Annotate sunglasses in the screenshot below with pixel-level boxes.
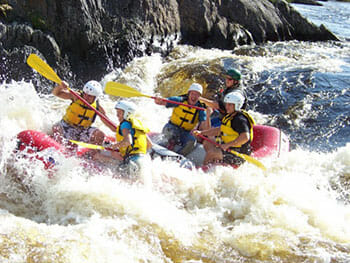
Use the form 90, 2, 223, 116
226, 77, 233, 81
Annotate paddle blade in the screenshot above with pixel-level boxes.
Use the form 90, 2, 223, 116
229, 150, 267, 171
27, 54, 62, 84
105, 82, 151, 98
69, 140, 105, 150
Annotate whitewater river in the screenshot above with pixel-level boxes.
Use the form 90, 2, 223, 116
0, 1, 349, 262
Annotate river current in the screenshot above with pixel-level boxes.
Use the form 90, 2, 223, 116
0, 1, 349, 262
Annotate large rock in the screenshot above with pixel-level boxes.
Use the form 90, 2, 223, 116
0, 0, 339, 84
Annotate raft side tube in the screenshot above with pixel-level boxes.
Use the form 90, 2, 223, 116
251, 125, 288, 159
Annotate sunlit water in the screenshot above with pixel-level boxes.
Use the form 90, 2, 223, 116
0, 2, 350, 262
292, 1, 350, 40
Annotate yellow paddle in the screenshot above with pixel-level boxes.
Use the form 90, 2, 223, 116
26, 54, 117, 129
27, 54, 62, 84
196, 133, 267, 171
27, 54, 190, 161
105, 81, 206, 111
69, 140, 112, 150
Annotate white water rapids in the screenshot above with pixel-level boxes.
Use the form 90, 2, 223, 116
0, 40, 350, 262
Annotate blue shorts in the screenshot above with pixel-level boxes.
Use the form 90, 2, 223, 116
124, 154, 144, 164
162, 122, 196, 146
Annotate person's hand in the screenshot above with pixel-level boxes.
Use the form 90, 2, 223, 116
52, 80, 71, 97
110, 143, 119, 150
192, 130, 201, 136
154, 97, 167, 105
102, 141, 120, 151
206, 106, 213, 116
220, 143, 231, 151
60, 81, 69, 90
154, 97, 163, 105
102, 141, 112, 148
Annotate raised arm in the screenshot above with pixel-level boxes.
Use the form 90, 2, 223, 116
97, 105, 116, 132
193, 126, 220, 137
199, 97, 219, 110
52, 81, 75, 100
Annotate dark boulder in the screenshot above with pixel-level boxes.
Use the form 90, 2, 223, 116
0, 0, 339, 84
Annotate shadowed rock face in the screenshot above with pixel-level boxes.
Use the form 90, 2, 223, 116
0, 0, 339, 83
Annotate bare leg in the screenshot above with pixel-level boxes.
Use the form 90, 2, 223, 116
203, 140, 212, 152
203, 143, 223, 165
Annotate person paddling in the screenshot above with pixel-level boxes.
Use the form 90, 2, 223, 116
51, 80, 108, 146
154, 83, 210, 156
93, 100, 152, 170
193, 91, 255, 166
200, 67, 248, 126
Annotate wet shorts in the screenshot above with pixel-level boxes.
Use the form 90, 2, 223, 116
58, 120, 97, 142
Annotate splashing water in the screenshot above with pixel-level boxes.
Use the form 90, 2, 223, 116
1, 7, 350, 262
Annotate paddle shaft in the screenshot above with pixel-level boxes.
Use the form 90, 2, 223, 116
67, 88, 117, 130
69, 140, 117, 151
151, 96, 206, 111
104, 82, 206, 111
197, 133, 232, 150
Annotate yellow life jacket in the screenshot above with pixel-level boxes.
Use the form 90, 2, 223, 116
116, 117, 150, 157
220, 110, 255, 146
169, 99, 205, 131
63, 98, 98, 128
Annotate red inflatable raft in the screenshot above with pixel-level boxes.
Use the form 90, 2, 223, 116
251, 125, 289, 159
15, 124, 289, 171
15, 130, 94, 169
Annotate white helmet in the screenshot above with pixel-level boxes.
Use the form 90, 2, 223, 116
187, 83, 203, 95
224, 91, 244, 111
83, 80, 102, 97
115, 100, 136, 119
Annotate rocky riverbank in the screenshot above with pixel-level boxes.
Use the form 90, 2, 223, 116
0, 0, 339, 85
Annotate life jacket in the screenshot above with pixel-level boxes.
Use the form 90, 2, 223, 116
169, 95, 206, 131
116, 117, 150, 157
220, 110, 255, 146
63, 97, 98, 128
